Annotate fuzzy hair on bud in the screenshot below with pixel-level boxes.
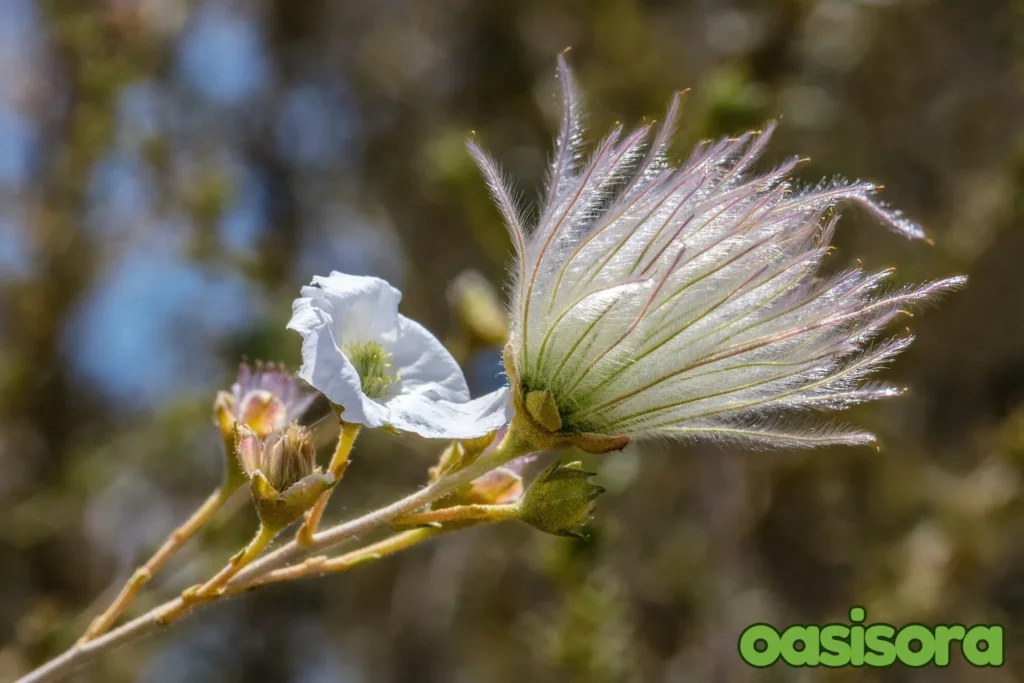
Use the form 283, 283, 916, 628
234, 424, 334, 529
519, 460, 605, 537
471, 56, 965, 449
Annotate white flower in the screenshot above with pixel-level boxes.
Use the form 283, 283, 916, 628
469, 56, 965, 448
288, 271, 510, 439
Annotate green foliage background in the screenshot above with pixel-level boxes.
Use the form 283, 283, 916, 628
0, 0, 1022, 681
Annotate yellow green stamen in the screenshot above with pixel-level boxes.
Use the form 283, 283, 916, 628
345, 342, 399, 398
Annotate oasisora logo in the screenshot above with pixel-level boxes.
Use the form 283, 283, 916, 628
738, 607, 1003, 668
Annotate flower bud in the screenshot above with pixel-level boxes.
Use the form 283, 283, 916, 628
447, 270, 508, 348
519, 461, 605, 538
234, 423, 335, 529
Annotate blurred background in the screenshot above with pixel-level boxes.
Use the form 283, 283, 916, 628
0, 0, 1021, 681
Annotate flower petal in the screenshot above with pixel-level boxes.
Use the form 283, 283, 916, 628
389, 315, 471, 403
289, 302, 391, 428
305, 271, 402, 342
289, 271, 513, 438
387, 386, 512, 439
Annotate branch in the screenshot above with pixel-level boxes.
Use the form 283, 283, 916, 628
16, 422, 536, 683
79, 484, 237, 641
392, 503, 520, 527
238, 528, 440, 589
226, 423, 533, 587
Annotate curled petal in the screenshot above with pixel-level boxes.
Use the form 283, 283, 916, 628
289, 271, 511, 438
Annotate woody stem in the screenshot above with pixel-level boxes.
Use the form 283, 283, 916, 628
393, 503, 521, 527
79, 483, 238, 642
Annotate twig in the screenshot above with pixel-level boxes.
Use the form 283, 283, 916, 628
16, 425, 534, 683
226, 425, 531, 588
393, 503, 520, 527
79, 484, 237, 642
240, 527, 440, 588
197, 523, 277, 595
155, 522, 278, 624
296, 422, 360, 544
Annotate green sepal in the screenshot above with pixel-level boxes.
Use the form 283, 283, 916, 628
525, 390, 563, 433
250, 471, 336, 529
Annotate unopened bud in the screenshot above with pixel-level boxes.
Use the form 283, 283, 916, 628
447, 270, 508, 348
519, 461, 604, 538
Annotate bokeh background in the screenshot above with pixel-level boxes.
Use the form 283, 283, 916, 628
0, 0, 1022, 681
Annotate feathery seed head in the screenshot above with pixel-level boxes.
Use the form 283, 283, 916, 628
263, 423, 318, 493
472, 56, 965, 449
234, 423, 335, 529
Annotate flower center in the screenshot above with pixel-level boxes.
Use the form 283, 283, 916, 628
345, 341, 399, 398
238, 390, 287, 439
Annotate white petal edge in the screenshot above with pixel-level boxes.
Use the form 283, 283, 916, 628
288, 271, 512, 438
387, 386, 513, 439
389, 315, 471, 403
